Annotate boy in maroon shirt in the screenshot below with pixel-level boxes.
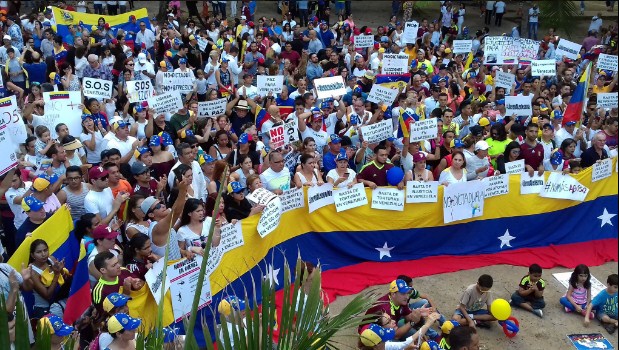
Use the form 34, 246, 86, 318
519, 123, 545, 176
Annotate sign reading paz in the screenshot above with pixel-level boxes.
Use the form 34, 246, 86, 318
505, 96, 532, 116
410, 118, 438, 142
354, 34, 374, 48
360, 119, 394, 144
333, 183, 368, 212
198, 98, 227, 118
82, 77, 113, 99
406, 181, 438, 203
367, 85, 399, 105
443, 180, 487, 224
314, 76, 347, 99
257, 75, 284, 96
147, 92, 183, 115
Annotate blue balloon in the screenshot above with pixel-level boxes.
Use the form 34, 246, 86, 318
387, 167, 404, 186
504, 320, 519, 333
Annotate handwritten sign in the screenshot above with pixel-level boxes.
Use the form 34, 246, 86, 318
402, 21, 419, 44
162, 71, 194, 93
268, 124, 287, 149
280, 187, 305, 213
333, 183, 368, 212
591, 158, 613, 182
484, 174, 509, 198
144, 259, 171, 305
598, 54, 618, 72
520, 173, 545, 194
484, 37, 539, 65
198, 98, 227, 118
257, 75, 284, 96
0, 95, 27, 146
354, 34, 374, 48
505, 159, 525, 174
219, 221, 244, 253
82, 77, 113, 99
246, 187, 278, 206
495, 71, 515, 94
284, 118, 299, 143
406, 181, 438, 203
381, 54, 409, 75
147, 92, 184, 115
126, 79, 154, 103
307, 184, 334, 213
443, 180, 487, 224
531, 60, 556, 76
410, 117, 438, 142
360, 119, 394, 144
371, 188, 405, 211
168, 257, 212, 322
367, 84, 399, 105
196, 36, 208, 52
539, 173, 589, 201
0, 124, 18, 175
257, 197, 282, 237
313, 76, 347, 99
597, 93, 618, 108
42, 91, 83, 139
453, 40, 473, 54
505, 96, 532, 116
555, 39, 581, 60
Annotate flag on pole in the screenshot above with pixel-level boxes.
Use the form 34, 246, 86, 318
563, 62, 592, 126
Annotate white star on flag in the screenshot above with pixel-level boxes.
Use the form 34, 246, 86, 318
375, 242, 394, 260
498, 229, 516, 249
263, 264, 280, 286
597, 208, 617, 227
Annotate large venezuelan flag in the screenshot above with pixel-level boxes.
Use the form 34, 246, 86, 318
563, 62, 592, 126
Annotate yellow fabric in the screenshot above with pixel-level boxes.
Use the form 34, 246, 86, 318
39, 267, 69, 286
51, 7, 149, 30
127, 283, 175, 333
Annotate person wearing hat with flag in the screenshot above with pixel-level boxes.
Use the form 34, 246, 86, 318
106, 120, 141, 166
105, 313, 142, 349
15, 196, 49, 249
554, 117, 586, 158
95, 292, 131, 349
38, 314, 76, 348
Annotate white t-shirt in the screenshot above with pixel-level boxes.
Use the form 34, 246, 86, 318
326, 169, 356, 187
177, 217, 213, 249
495, 1, 506, 13
323, 112, 340, 135
259, 168, 291, 192
84, 188, 114, 218
106, 135, 137, 164
5, 183, 30, 229
204, 61, 220, 86
529, 7, 539, 23
301, 128, 329, 155
80, 131, 107, 164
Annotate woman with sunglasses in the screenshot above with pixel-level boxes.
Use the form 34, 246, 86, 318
495, 141, 521, 175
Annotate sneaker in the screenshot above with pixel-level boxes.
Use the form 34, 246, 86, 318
604, 323, 617, 334
564, 306, 571, 313
532, 309, 543, 318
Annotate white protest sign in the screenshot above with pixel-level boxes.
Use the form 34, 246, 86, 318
0, 95, 27, 146
367, 84, 399, 105
41, 91, 83, 139
360, 119, 394, 144
597, 93, 618, 108
371, 188, 405, 211
196, 36, 208, 52
280, 187, 305, 213
505, 159, 525, 174
484, 174, 509, 198
168, 257, 212, 322
82, 77, 113, 99
540, 172, 589, 201
246, 187, 278, 206
505, 96, 532, 116
598, 54, 618, 72
555, 39, 581, 60
284, 118, 299, 143
268, 124, 287, 149
484, 37, 539, 65
443, 180, 487, 224
402, 21, 419, 44
0, 124, 18, 175
307, 184, 334, 213
314, 76, 347, 99
162, 71, 194, 93
126, 79, 154, 103
144, 258, 171, 305
591, 158, 613, 182
257, 75, 284, 96
219, 221, 244, 253
147, 92, 184, 115
204, 245, 223, 277
520, 172, 545, 194
333, 183, 368, 212
381, 54, 409, 75
453, 40, 473, 54
410, 118, 438, 142
406, 181, 438, 203
494, 71, 515, 94
257, 197, 282, 237
531, 60, 556, 76
198, 98, 227, 118
354, 34, 374, 48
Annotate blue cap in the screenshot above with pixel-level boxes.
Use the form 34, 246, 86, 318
328, 134, 341, 143
149, 136, 162, 147
158, 132, 174, 146
40, 314, 74, 337
221, 57, 230, 63
335, 153, 348, 161
452, 138, 464, 148
551, 110, 563, 119
565, 121, 577, 126
179, 57, 187, 64
311, 107, 322, 115
238, 133, 251, 145
360, 323, 396, 346
133, 105, 145, 114
38, 173, 59, 185
199, 154, 216, 165
389, 279, 413, 294
550, 151, 563, 166
227, 181, 245, 194
320, 101, 331, 110
381, 36, 389, 43
496, 99, 505, 106
387, 137, 396, 142
543, 123, 554, 131
81, 114, 94, 121
107, 313, 142, 334
21, 196, 45, 212
102, 292, 131, 312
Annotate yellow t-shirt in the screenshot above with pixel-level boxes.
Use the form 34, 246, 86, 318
593, 85, 611, 94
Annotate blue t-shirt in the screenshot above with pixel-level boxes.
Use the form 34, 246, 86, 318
592, 289, 618, 318
23, 62, 48, 85
319, 29, 335, 48
322, 149, 346, 173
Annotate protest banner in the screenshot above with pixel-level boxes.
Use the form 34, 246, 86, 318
82, 77, 113, 99
257, 75, 284, 96
280, 187, 305, 213
555, 39, 581, 60
354, 34, 374, 48
268, 125, 287, 149
0, 95, 27, 146
168, 257, 212, 322
402, 21, 419, 44
126, 79, 154, 103
284, 118, 299, 143
520, 173, 545, 194
504, 159, 525, 174
540, 173, 589, 201
410, 118, 438, 142
162, 71, 194, 93
406, 181, 438, 203
147, 92, 184, 115
42, 91, 83, 139
0, 123, 18, 175
531, 60, 556, 76
307, 184, 334, 213
381, 54, 409, 75
484, 37, 539, 65
592, 158, 613, 182
597, 54, 618, 72
371, 188, 405, 211
314, 76, 347, 99
333, 183, 368, 212
597, 93, 618, 108
360, 119, 394, 144
443, 180, 487, 224
258, 197, 282, 237
494, 71, 515, 94
219, 221, 244, 253
453, 40, 473, 54
144, 259, 171, 305
366, 84, 400, 105
198, 98, 227, 118
505, 96, 532, 116
484, 174, 509, 198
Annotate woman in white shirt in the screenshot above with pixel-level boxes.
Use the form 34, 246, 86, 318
326, 153, 357, 188
206, 22, 220, 43
175, 198, 221, 256
439, 151, 468, 185
408, 152, 434, 182
80, 115, 108, 165
294, 153, 324, 188
281, 23, 294, 42
231, 154, 255, 190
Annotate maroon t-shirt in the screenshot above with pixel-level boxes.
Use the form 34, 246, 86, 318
359, 293, 412, 333
92, 269, 131, 313
357, 161, 394, 187
519, 142, 544, 170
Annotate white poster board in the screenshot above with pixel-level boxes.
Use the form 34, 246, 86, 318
257, 197, 282, 237
333, 183, 368, 212
284, 118, 299, 143
531, 60, 556, 76
42, 91, 83, 139
553, 272, 606, 297
314, 76, 347, 99
539, 173, 589, 201
591, 158, 613, 182
597, 93, 618, 108
82, 77, 113, 99
162, 71, 194, 93
371, 188, 405, 211
257, 75, 284, 96
505, 96, 532, 116
144, 259, 171, 305
147, 92, 184, 115
354, 34, 374, 48
555, 39, 581, 60
307, 184, 334, 213
219, 221, 244, 253
484, 174, 509, 198
168, 257, 212, 323
453, 40, 473, 54
443, 180, 487, 224
198, 98, 227, 118
268, 124, 287, 149
505, 159, 525, 174
360, 119, 394, 144
495, 71, 515, 94
0, 123, 18, 175
597, 54, 618, 72
280, 187, 305, 213
0, 95, 27, 145
520, 173, 545, 194
366, 84, 400, 105
410, 118, 438, 142
126, 79, 155, 103
402, 21, 419, 45
381, 54, 409, 75
406, 181, 438, 203
484, 37, 539, 65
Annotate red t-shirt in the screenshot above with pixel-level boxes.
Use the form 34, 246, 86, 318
519, 142, 544, 170
359, 293, 412, 333
357, 161, 394, 187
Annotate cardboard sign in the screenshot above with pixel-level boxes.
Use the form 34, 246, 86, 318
0, 124, 18, 175
284, 118, 299, 143
307, 184, 334, 213
198, 98, 227, 118
540, 173, 589, 201
280, 187, 305, 213
597, 93, 618, 108
257, 75, 284, 96
168, 257, 212, 322
196, 36, 208, 52
366, 84, 400, 105
126, 79, 154, 103
147, 92, 184, 115
452, 40, 473, 54
0, 95, 27, 146
371, 188, 405, 211
484, 37, 539, 65
591, 158, 613, 182
402, 21, 419, 44
219, 221, 244, 254
268, 124, 287, 149
354, 34, 374, 48
505, 96, 532, 116
82, 77, 113, 99
381, 54, 409, 75
410, 117, 438, 142
42, 91, 83, 139
494, 71, 515, 94
360, 119, 394, 143
520, 172, 545, 194
484, 174, 509, 198
406, 181, 438, 203
555, 39, 581, 60
597, 54, 618, 72
257, 197, 282, 237
313, 76, 347, 99
162, 71, 194, 93
531, 60, 556, 76
333, 183, 368, 212
144, 259, 171, 305
504, 159, 525, 174
443, 180, 487, 224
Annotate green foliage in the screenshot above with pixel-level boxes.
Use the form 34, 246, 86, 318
539, 0, 579, 39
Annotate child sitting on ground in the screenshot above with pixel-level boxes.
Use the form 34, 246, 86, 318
510, 263, 546, 318
452, 274, 496, 329
560, 264, 592, 316
585, 273, 618, 334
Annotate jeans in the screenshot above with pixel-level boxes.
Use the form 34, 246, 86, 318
391, 0, 400, 17
560, 296, 586, 312
119, 5, 127, 13
528, 22, 538, 40
485, 9, 494, 25
94, 3, 103, 14
299, 9, 309, 27
495, 12, 504, 26
219, 2, 227, 18
107, 4, 118, 15
510, 291, 546, 310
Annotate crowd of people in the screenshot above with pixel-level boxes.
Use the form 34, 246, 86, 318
0, 0, 617, 349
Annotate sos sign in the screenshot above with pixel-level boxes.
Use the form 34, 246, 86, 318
127, 80, 154, 103
82, 77, 113, 99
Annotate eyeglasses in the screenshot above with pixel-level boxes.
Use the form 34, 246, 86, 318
127, 63, 134, 66
67, 176, 82, 181
147, 203, 164, 215
190, 144, 198, 149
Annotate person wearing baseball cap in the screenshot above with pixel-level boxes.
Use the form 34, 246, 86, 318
15, 196, 48, 248
106, 313, 142, 347
554, 118, 585, 159
322, 134, 345, 173
326, 152, 357, 188
465, 141, 494, 180
84, 166, 127, 226
218, 295, 247, 346
39, 314, 75, 347
411, 152, 434, 182
131, 161, 160, 198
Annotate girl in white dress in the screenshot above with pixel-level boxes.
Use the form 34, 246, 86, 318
439, 151, 467, 185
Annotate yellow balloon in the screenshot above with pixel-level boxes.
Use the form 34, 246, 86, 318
491, 298, 511, 321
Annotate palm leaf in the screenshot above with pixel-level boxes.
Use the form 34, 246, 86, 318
538, 0, 579, 40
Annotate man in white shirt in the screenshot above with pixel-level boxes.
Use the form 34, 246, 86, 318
424, 86, 441, 119
135, 21, 155, 54
528, 4, 540, 40
260, 151, 291, 195
106, 120, 139, 165
134, 52, 156, 82
168, 143, 207, 201
589, 14, 603, 34
554, 121, 587, 158
84, 166, 127, 225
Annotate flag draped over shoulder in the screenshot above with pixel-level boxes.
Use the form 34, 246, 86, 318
464, 51, 474, 70
563, 62, 592, 126
255, 106, 272, 131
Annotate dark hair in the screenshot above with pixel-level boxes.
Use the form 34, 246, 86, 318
75, 213, 97, 241
298, 261, 316, 286
65, 165, 82, 176
529, 264, 542, 274
300, 153, 315, 165
490, 123, 507, 141
123, 233, 150, 265
204, 192, 222, 218
450, 326, 477, 349
214, 130, 232, 148
126, 194, 145, 223
176, 142, 192, 157
478, 274, 493, 289
173, 163, 192, 182
28, 239, 49, 264
373, 144, 387, 154
94, 251, 115, 272
103, 162, 118, 171
569, 264, 591, 289
179, 198, 204, 227
526, 123, 539, 131
45, 143, 61, 159
503, 141, 521, 159
608, 274, 619, 287
451, 150, 467, 169
560, 138, 577, 154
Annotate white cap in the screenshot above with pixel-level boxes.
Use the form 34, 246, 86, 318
241, 15, 247, 20
474, 140, 490, 151
3, 35, 11, 40
137, 52, 147, 64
